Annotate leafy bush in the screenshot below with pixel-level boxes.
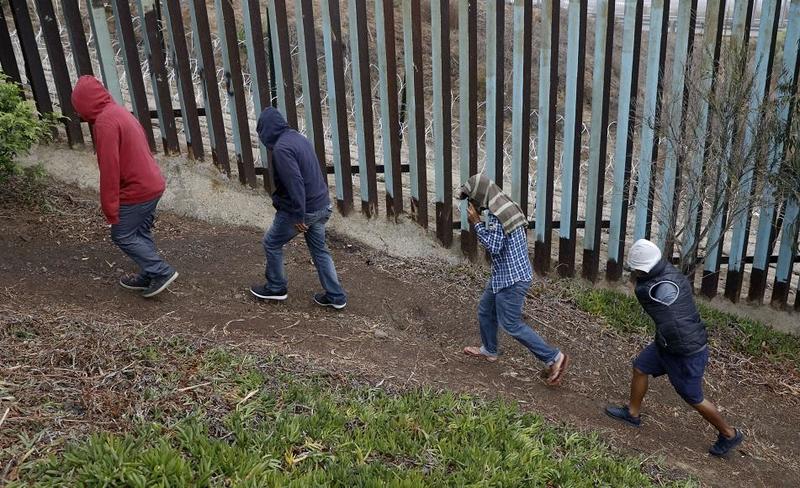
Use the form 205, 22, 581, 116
0, 73, 56, 181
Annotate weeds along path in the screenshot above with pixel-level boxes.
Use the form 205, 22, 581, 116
2, 181, 799, 487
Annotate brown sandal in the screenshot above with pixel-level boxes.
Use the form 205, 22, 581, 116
463, 346, 498, 363
546, 353, 569, 385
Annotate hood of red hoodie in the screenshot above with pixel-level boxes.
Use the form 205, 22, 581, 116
71, 75, 114, 123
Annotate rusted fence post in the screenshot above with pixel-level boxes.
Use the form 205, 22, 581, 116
559, 0, 587, 278
402, 0, 428, 226
534, 0, 560, 274
431, 0, 452, 247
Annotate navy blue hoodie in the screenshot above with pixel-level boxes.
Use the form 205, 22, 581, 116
257, 107, 329, 222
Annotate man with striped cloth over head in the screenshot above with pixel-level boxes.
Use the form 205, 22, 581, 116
458, 174, 569, 385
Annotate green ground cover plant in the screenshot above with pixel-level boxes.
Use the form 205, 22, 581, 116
571, 286, 800, 370
4, 308, 692, 487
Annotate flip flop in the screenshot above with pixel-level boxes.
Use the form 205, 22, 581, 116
546, 353, 569, 385
463, 346, 498, 363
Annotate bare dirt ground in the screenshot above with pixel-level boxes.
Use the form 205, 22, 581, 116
2, 181, 799, 487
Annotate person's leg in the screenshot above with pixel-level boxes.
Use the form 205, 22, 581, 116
111, 199, 173, 279
465, 282, 499, 361
262, 211, 298, 292
477, 283, 499, 355
494, 281, 559, 365
303, 207, 346, 302
607, 343, 663, 425
665, 348, 738, 442
136, 198, 173, 278
627, 367, 650, 417
691, 400, 736, 438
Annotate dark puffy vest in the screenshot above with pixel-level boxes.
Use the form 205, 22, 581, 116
634, 260, 708, 356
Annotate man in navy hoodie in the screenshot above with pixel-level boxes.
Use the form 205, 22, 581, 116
250, 107, 347, 309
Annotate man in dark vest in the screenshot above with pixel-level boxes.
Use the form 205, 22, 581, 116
605, 239, 743, 457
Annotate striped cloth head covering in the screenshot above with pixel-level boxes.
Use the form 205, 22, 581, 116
458, 173, 528, 235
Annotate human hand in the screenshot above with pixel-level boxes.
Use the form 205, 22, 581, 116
467, 203, 481, 226
294, 222, 309, 233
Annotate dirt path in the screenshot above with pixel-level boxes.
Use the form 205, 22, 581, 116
2, 184, 798, 487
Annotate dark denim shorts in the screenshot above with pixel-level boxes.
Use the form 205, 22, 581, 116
633, 342, 709, 405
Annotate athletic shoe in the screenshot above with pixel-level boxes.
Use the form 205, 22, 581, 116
250, 284, 288, 301
605, 405, 642, 427
142, 271, 179, 298
709, 429, 744, 457
119, 274, 150, 291
313, 292, 347, 310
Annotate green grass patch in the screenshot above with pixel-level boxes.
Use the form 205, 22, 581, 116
12, 347, 692, 487
570, 286, 800, 369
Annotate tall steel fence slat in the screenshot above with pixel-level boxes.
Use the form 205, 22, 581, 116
375, 0, 403, 218
632, 0, 670, 242
607, 0, 644, 280
136, 0, 178, 154
216, 0, 257, 187
432, 0, 452, 247
348, 0, 378, 216
61, 0, 94, 77
34, 0, 84, 146
0, 5, 23, 86
724, 0, 782, 302
534, 0, 560, 274
163, 0, 204, 160
321, 0, 354, 214
86, 0, 123, 105
485, 1, 505, 185
582, 0, 614, 281
112, 0, 156, 151
510, 0, 532, 215
267, 0, 298, 129
683, 0, 726, 278
9, 0, 54, 119
657, 0, 698, 251
188, 0, 229, 173
749, 0, 800, 302
701, 0, 754, 298
458, 0, 478, 258
559, 0, 587, 277
769, 0, 800, 308
772, 200, 800, 306
297, 0, 328, 177
402, 0, 427, 226
242, 0, 270, 177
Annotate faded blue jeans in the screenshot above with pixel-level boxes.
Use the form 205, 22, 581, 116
262, 206, 346, 303
111, 197, 174, 279
478, 280, 560, 365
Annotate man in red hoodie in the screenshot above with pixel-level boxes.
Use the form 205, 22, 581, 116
71, 75, 178, 298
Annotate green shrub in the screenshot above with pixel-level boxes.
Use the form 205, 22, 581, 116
571, 286, 800, 368
0, 73, 56, 181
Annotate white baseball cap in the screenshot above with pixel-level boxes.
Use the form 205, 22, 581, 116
626, 239, 662, 273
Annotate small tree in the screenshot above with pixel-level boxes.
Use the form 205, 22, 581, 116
0, 73, 55, 182
650, 44, 789, 273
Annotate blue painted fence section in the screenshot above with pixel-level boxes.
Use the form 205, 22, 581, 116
725, 0, 782, 300
4, 0, 798, 309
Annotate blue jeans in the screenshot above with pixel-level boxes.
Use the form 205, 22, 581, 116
478, 280, 559, 365
262, 206, 346, 303
111, 197, 174, 279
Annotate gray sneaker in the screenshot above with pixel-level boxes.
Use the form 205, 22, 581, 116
313, 293, 347, 310
142, 271, 179, 298
119, 274, 150, 291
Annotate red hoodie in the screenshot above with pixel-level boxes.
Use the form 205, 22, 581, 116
71, 76, 165, 224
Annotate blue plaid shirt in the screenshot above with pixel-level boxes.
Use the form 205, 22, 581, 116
474, 213, 533, 293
